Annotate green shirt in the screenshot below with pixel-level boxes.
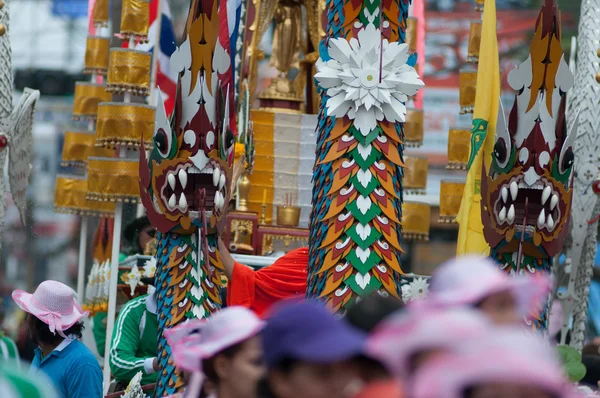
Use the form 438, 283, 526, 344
0, 333, 20, 368
109, 294, 158, 386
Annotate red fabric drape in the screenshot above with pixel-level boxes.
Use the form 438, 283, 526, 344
227, 247, 308, 317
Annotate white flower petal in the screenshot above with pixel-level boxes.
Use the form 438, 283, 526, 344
328, 38, 353, 64
354, 107, 377, 135
326, 93, 353, 117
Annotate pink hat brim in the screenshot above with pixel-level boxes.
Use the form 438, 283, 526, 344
427, 273, 550, 317
12, 289, 88, 332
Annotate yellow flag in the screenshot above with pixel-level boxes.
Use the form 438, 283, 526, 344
455, 0, 500, 255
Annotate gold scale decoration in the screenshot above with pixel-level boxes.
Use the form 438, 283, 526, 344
399, 7, 430, 242
87, 0, 154, 203
439, 1, 483, 223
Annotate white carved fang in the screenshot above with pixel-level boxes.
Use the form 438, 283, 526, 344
547, 214, 555, 230
541, 186, 551, 205
213, 168, 221, 187
507, 204, 515, 223
499, 207, 506, 223
219, 174, 226, 190
168, 173, 176, 190
168, 194, 176, 209
179, 169, 188, 190
501, 187, 508, 203
179, 194, 188, 211
537, 209, 545, 229
510, 181, 518, 201
550, 194, 558, 210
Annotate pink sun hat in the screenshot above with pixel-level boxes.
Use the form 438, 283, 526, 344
411, 327, 581, 398
165, 306, 265, 373
425, 255, 550, 316
366, 307, 491, 379
12, 280, 88, 338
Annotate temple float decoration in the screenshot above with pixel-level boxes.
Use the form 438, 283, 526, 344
0, 0, 39, 252
556, 0, 600, 350
481, 0, 577, 330
306, 0, 424, 310
138, 0, 241, 394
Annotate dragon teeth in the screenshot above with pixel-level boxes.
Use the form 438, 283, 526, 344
550, 194, 558, 210
499, 206, 506, 223
213, 168, 221, 187
168, 173, 176, 190
219, 174, 226, 190
510, 181, 518, 201
507, 204, 515, 223
547, 214, 555, 230
168, 194, 176, 209
501, 187, 508, 203
179, 169, 188, 190
179, 193, 187, 211
537, 209, 545, 229
541, 186, 551, 205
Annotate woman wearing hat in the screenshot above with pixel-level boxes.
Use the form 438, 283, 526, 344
166, 306, 266, 398
11, 280, 102, 398
410, 328, 580, 398
425, 255, 550, 325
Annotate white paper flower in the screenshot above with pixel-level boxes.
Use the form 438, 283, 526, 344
122, 265, 144, 297
401, 277, 430, 303
143, 257, 157, 278
315, 24, 424, 136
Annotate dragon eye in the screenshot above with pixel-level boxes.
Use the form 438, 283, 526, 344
226, 129, 234, 149
560, 147, 574, 174
494, 138, 508, 166
155, 128, 170, 158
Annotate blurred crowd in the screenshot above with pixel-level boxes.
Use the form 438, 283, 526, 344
0, 254, 598, 398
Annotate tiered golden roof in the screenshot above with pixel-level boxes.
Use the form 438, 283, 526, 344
467, 21, 481, 63
438, 180, 466, 223
459, 69, 477, 115
96, 103, 155, 150
54, 176, 115, 216
403, 155, 428, 194
106, 49, 152, 96
446, 127, 471, 170
84, 36, 110, 75
404, 108, 424, 148
72, 83, 112, 120
61, 131, 113, 168
119, 0, 150, 42
402, 202, 431, 241
87, 158, 141, 203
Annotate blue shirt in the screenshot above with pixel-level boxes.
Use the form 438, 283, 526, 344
30, 338, 102, 398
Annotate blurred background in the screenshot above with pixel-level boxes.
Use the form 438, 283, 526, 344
0, 0, 581, 297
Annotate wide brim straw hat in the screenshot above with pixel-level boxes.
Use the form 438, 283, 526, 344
165, 306, 265, 373
425, 255, 550, 317
366, 307, 490, 378
12, 280, 88, 338
411, 327, 580, 398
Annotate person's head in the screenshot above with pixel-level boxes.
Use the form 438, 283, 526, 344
427, 255, 550, 325
411, 328, 573, 398
345, 294, 404, 333
262, 300, 367, 398
345, 294, 404, 382
12, 280, 88, 343
366, 308, 490, 379
123, 216, 154, 255
27, 315, 84, 345
166, 306, 265, 398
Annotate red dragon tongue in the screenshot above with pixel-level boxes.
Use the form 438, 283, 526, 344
197, 187, 206, 209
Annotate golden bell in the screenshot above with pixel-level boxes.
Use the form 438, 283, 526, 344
276, 206, 301, 227
404, 108, 424, 147
438, 180, 466, 223
403, 155, 428, 193
597, 48, 600, 58
447, 127, 471, 170
467, 21, 481, 63
0, 24, 5, 36
459, 69, 477, 114
406, 17, 417, 54
596, 72, 600, 84
0, 1, 5, 10
402, 202, 430, 241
